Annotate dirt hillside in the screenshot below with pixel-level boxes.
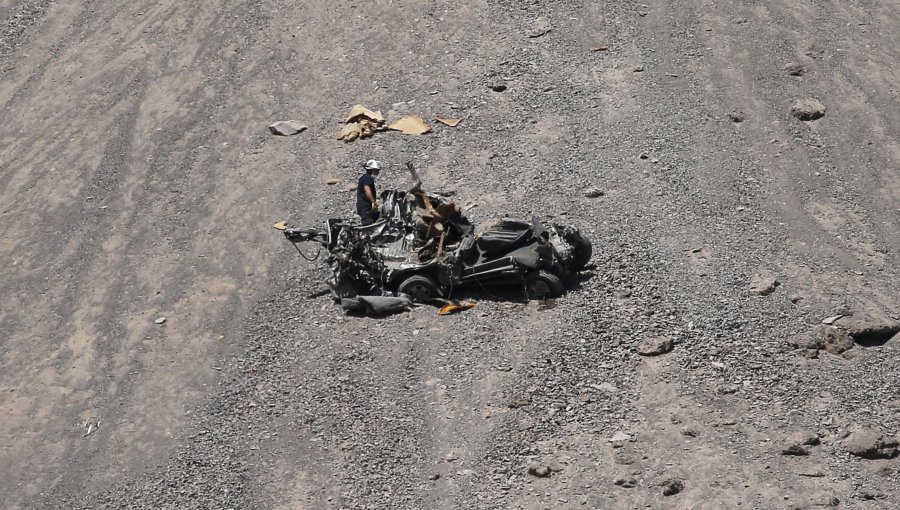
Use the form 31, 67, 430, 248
1, 1, 899, 508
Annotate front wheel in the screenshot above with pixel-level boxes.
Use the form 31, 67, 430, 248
397, 275, 440, 302
524, 270, 564, 299
567, 231, 592, 270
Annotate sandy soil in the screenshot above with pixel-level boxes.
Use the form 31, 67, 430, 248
1, 0, 898, 508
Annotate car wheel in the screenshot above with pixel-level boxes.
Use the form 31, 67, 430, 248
397, 275, 440, 302
567, 231, 592, 270
524, 270, 564, 299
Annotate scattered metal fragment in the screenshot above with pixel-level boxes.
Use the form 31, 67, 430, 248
82, 417, 100, 437
433, 116, 461, 127
388, 115, 432, 135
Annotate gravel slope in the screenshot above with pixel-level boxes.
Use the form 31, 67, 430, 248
2, 1, 899, 508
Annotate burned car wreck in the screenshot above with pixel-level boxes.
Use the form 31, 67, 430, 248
283, 186, 591, 308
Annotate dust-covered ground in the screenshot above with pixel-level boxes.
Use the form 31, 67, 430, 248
1, 1, 899, 508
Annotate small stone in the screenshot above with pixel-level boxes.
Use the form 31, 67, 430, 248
795, 348, 819, 359
428, 473, 441, 480
822, 315, 842, 325
814, 496, 840, 507
528, 465, 552, 477
154, 317, 167, 324
803, 436, 822, 446
786, 432, 821, 447
527, 17, 551, 38
843, 427, 899, 459
594, 382, 617, 393
841, 348, 860, 360
790, 99, 826, 121
681, 428, 699, 438
490, 83, 507, 92
268, 120, 307, 136
582, 186, 604, 198
637, 336, 674, 356
633, 65, 644, 72
790, 294, 804, 304
785, 63, 806, 76
748, 274, 780, 295
816, 325, 854, 355
609, 431, 631, 443
781, 445, 809, 456
615, 478, 637, 488
728, 111, 746, 123
614, 452, 636, 465
718, 384, 740, 395
507, 396, 531, 409
661, 479, 684, 496
787, 333, 822, 351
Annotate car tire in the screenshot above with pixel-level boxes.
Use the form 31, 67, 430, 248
568, 231, 592, 270
397, 275, 440, 302
524, 270, 564, 299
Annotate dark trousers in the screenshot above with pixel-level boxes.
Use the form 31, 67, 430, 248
358, 206, 380, 226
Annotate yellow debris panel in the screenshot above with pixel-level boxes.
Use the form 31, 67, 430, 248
433, 116, 462, 127
388, 115, 432, 135
344, 104, 384, 124
438, 301, 476, 316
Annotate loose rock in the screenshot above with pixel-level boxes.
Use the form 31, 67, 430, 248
728, 111, 746, 123
582, 186, 604, 198
785, 63, 806, 76
660, 479, 684, 496
268, 120, 307, 136
790, 99, 826, 121
637, 336, 674, 356
816, 325, 854, 355
527, 465, 551, 478
527, 17, 551, 38
748, 274, 780, 295
614, 478, 637, 488
781, 445, 809, 456
843, 428, 899, 459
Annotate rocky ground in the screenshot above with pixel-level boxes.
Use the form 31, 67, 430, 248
2, 0, 899, 509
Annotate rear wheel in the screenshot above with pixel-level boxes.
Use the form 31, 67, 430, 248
397, 275, 440, 302
524, 270, 564, 299
567, 231, 592, 270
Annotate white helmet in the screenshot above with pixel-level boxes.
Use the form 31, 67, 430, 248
364, 159, 383, 171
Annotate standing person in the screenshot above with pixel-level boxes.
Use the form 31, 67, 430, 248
357, 160, 382, 225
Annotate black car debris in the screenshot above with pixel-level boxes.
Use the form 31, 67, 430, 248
282, 184, 591, 305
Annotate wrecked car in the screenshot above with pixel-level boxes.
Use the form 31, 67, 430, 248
282, 186, 591, 303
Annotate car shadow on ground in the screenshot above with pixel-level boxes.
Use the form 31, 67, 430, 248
440, 267, 597, 304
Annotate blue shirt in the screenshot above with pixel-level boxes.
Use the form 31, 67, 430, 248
357, 173, 376, 210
